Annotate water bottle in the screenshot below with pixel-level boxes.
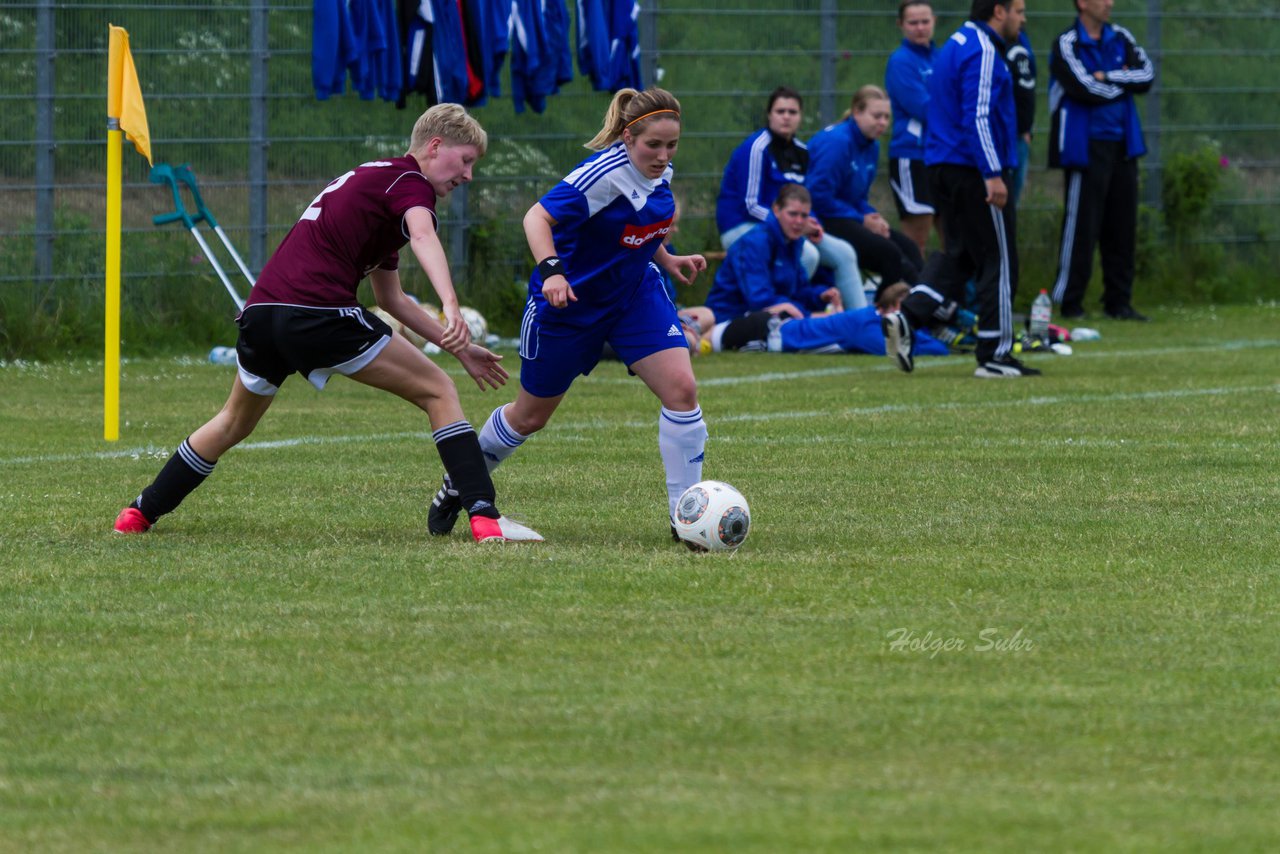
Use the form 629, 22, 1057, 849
1029, 289, 1052, 343
208, 346, 237, 366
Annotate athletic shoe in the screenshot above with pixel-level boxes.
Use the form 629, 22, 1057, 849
974, 356, 1043, 378
427, 475, 461, 536
113, 506, 151, 534
1060, 305, 1086, 320
880, 311, 914, 373
471, 515, 544, 543
1104, 305, 1150, 322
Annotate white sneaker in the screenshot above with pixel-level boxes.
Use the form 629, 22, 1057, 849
470, 515, 545, 542
881, 311, 914, 373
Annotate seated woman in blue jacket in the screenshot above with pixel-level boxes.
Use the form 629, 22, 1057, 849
706, 183, 843, 321
715, 87, 865, 309
807, 85, 923, 295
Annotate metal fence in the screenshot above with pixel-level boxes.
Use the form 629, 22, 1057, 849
2, 0, 1277, 320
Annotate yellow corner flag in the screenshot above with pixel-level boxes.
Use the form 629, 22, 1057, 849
107, 25, 152, 166
105, 24, 153, 440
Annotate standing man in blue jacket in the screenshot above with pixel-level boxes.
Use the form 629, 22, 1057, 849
883, 0, 1038, 378
1048, 0, 1155, 321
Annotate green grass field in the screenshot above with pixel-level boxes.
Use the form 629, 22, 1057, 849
3, 304, 1279, 851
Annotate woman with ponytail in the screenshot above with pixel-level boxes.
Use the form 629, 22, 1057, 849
425, 88, 711, 542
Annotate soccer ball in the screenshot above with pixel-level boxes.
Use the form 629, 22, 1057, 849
673, 480, 751, 552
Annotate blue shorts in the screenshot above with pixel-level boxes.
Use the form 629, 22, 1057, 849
518, 266, 685, 398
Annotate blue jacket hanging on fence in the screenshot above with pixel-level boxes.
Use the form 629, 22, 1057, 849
314, 0, 403, 101
483, 0, 509, 97
313, 0, 360, 99
510, 0, 574, 112
576, 0, 642, 91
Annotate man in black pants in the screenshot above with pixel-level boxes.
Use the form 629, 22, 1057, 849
882, 0, 1038, 378
1048, 0, 1155, 321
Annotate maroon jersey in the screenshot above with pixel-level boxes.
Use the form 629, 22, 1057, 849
244, 155, 437, 308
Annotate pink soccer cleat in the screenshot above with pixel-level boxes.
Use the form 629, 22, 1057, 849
470, 515, 544, 543
113, 506, 152, 534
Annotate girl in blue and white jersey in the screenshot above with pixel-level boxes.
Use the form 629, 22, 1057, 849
427, 87, 710, 541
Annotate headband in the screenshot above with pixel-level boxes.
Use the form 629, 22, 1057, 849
625, 109, 680, 128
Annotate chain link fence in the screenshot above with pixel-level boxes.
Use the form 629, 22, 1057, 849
2, 0, 1276, 349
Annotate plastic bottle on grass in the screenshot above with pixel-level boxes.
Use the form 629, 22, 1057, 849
1029, 289, 1052, 343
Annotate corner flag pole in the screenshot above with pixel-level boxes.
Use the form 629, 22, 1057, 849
105, 25, 152, 441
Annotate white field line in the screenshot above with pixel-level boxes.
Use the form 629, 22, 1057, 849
685, 337, 1280, 387
3, 381, 1276, 468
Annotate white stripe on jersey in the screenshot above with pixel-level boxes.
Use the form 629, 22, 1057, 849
564, 143, 673, 216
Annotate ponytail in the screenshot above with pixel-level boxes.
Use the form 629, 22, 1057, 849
585, 87, 682, 150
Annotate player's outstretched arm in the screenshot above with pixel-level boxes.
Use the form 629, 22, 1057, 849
404, 206, 469, 352
370, 269, 507, 390
370, 268, 447, 346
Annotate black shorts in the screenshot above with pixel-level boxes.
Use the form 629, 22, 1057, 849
889, 157, 936, 218
234, 303, 392, 395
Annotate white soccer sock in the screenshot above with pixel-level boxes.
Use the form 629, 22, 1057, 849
478, 404, 528, 473
659, 406, 707, 519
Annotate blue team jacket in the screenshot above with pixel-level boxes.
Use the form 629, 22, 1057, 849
806, 119, 879, 223
510, 0, 574, 113
885, 39, 935, 161
706, 214, 829, 319
1048, 19, 1153, 169
926, 20, 1018, 177
715, 129, 807, 234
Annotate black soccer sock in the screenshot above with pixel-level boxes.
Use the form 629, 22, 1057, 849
131, 438, 215, 522
433, 421, 500, 520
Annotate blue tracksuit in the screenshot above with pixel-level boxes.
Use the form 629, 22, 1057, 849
715, 129, 807, 234
806, 119, 879, 223
778, 307, 949, 356
926, 20, 1019, 176
1048, 20, 1152, 169
885, 38, 935, 161
706, 214, 830, 319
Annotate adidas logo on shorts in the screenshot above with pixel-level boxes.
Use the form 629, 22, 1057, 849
667, 324, 681, 337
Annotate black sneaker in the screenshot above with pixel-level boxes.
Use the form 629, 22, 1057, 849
427, 475, 462, 535
975, 355, 1042, 378
1060, 305, 1086, 320
881, 310, 914, 373
1104, 305, 1150, 322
